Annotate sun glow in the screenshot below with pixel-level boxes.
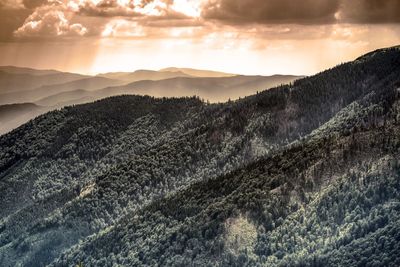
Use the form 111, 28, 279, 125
2, 1, 400, 77
101, 20, 145, 37
171, 0, 203, 17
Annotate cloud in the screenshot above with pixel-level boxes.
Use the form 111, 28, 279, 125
339, 0, 400, 23
0, 2, 31, 41
66, 0, 193, 19
101, 19, 145, 37
201, 0, 340, 24
0, 0, 24, 9
22, 0, 47, 9
1, 0, 202, 41
14, 5, 88, 38
100, 17, 206, 39
201, 0, 400, 25
139, 18, 203, 28
66, 0, 151, 17
3, 0, 400, 42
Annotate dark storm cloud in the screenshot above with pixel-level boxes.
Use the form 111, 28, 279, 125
201, 0, 340, 24
201, 0, 400, 25
0, 0, 44, 41
0, 6, 31, 41
22, 0, 47, 9
340, 0, 400, 23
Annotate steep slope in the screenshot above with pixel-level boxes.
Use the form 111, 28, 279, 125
50, 47, 400, 266
54, 96, 400, 266
0, 46, 399, 267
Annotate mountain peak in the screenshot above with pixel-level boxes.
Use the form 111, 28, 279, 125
160, 67, 236, 77
355, 44, 400, 62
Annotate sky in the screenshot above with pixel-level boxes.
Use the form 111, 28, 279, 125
0, 0, 400, 75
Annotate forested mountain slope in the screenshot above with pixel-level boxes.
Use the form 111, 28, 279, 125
49, 46, 400, 267
0, 46, 399, 266
54, 79, 400, 266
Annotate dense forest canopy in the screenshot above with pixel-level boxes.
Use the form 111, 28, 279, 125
0, 46, 400, 266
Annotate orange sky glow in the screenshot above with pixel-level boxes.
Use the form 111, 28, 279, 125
1, 0, 399, 75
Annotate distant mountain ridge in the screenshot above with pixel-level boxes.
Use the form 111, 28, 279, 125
0, 66, 60, 76
0, 66, 301, 134
160, 67, 236, 77
0, 76, 123, 105
98, 67, 236, 81
97, 69, 192, 83
0, 71, 88, 94
45, 74, 301, 106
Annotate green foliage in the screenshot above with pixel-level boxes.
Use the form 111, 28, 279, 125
1, 46, 400, 267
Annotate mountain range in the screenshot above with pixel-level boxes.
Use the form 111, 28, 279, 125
0, 67, 300, 135
0, 46, 399, 266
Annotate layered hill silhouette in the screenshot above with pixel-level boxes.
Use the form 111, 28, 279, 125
0, 77, 123, 105
0, 67, 87, 94
0, 103, 46, 135
41, 74, 300, 106
0, 66, 60, 76
0, 67, 300, 134
159, 67, 236, 77
0, 46, 399, 266
98, 67, 235, 81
